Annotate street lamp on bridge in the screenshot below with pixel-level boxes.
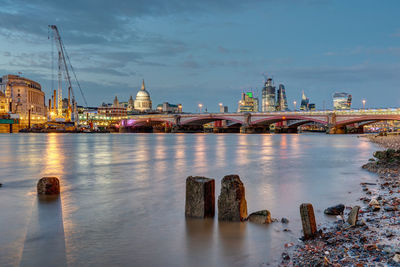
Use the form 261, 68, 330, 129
198, 103, 203, 113
362, 99, 366, 110
293, 101, 297, 111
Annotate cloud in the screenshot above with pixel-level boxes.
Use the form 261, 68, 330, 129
217, 46, 230, 54
182, 60, 201, 69
390, 30, 400, 37
324, 46, 400, 57
275, 63, 400, 83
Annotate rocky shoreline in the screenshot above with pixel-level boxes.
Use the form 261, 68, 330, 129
280, 136, 400, 266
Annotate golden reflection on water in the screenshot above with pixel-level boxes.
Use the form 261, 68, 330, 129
174, 134, 186, 170
42, 133, 65, 179
43, 134, 72, 265
194, 134, 207, 169
153, 134, 167, 176
279, 135, 288, 159
215, 135, 226, 168
154, 134, 166, 160
134, 135, 151, 181
236, 134, 249, 166
290, 134, 300, 155
260, 135, 273, 161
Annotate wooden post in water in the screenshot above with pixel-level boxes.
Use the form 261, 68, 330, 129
37, 177, 60, 195
300, 203, 317, 239
185, 176, 215, 218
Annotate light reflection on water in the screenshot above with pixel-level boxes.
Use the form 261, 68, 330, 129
0, 133, 378, 266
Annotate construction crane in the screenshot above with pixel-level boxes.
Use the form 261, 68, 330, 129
48, 25, 88, 123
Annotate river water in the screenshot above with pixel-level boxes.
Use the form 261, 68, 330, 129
0, 133, 378, 266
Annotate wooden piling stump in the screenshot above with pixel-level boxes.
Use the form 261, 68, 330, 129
185, 176, 215, 218
218, 174, 248, 221
300, 203, 317, 239
37, 177, 60, 195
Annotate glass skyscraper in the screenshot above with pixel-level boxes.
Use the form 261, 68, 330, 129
276, 84, 288, 111
261, 78, 276, 112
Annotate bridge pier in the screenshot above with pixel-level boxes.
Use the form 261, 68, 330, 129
274, 127, 298, 134
240, 126, 255, 134
327, 126, 346, 134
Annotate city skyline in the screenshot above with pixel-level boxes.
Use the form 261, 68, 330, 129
1, 0, 400, 111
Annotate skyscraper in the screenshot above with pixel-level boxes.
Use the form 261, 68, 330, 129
261, 78, 276, 112
276, 84, 288, 111
238, 92, 259, 112
300, 91, 309, 111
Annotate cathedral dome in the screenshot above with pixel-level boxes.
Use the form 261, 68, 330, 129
136, 89, 150, 99
134, 79, 152, 112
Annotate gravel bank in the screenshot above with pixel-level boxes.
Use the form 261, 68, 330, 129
280, 137, 400, 266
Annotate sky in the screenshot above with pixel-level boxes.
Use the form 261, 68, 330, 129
0, 0, 400, 112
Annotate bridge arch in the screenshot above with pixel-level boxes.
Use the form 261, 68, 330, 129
121, 118, 175, 127
287, 120, 327, 128
336, 115, 400, 127
251, 115, 327, 126
180, 116, 244, 126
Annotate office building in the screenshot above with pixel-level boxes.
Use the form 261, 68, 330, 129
261, 78, 276, 112
156, 102, 182, 113
333, 92, 352, 110
300, 91, 309, 111
238, 92, 259, 112
276, 84, 288, 111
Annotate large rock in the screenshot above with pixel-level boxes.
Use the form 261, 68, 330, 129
324, 204, 345, 215
248, 210, 272, 224
347, 206, 360, 226
37, 177, 60, 195
218, 174, 247, 221
185, 176, 215, 218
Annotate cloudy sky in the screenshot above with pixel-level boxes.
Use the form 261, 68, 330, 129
1, 0, 400, 112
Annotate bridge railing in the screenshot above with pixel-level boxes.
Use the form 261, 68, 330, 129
124, 108, 400, 118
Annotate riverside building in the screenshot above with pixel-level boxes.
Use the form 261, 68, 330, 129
0, 74, 47, 128
0, 91, 10, 114
156, 102, 182, 113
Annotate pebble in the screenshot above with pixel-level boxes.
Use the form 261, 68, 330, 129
281, 217, 289, 224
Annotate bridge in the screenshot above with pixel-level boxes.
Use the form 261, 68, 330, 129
119, 108, 400, 134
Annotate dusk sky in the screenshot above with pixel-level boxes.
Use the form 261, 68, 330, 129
1, 0, 400, 112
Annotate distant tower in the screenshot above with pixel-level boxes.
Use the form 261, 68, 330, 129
300, 91, 309, 111
261, 78, 276, 112
113, 95, 119, 108
127, 95, 134, 111
277, 84, 288, 111
134, 79, 152, 112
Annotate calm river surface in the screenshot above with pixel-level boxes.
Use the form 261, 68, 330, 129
0, 133, 378, 266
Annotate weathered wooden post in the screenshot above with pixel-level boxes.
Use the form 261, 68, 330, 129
218, 174, 248, 221
37, 177, 60, 195
185, 176, 215, 218
300, 203, 317, 239
347, 205, 360, 226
